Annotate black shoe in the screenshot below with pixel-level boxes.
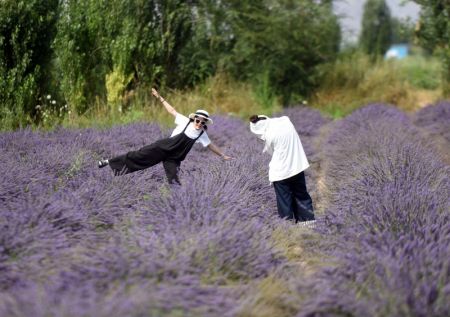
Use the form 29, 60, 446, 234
98, 159, 109, 168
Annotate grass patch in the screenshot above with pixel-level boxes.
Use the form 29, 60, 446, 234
312, 52, 445, 118
236, 275, 298, 317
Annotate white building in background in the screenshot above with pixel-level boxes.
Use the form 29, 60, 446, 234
385, 44, 410, 60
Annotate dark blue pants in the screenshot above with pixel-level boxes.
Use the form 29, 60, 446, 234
273, 171, 314, 222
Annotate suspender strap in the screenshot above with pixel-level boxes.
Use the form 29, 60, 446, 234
182, 120, 205, 140
195, 130, 204, 140
181, 121, 191, 133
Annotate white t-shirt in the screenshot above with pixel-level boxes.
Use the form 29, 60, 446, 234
170, 113, 211, 147
251, 116, 309, 182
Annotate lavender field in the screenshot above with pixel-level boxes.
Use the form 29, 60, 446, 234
0, 103, 449, 317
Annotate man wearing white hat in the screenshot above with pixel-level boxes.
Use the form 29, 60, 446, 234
98, 88, 231, 184
249, 114, 314, 222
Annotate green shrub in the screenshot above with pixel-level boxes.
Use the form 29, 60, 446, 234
0, 0, 59, 129
398, 56, 441, 90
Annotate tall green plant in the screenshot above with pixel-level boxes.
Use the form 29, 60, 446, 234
359, 0, 392, 58
178, 0, 341, 105
175, 0, 236, 87
54, 0, 194, 114
413, 0, 450, 95
54, 0, 110, 114
108, 0, 193, 86
391, 17, 415, 44
225, 0, 341, 105
0, 0, 59, 128
1, 0, 344, 128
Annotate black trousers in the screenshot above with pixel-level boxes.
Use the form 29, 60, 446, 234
273, 171, 314, 222
163, 160, 181, 184
109, 148, 181, 184
109, 143, 166, 174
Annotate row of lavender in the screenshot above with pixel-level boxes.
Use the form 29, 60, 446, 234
0, 108, 327, 316
0, 101, 448, 316
295, 102, 450, 316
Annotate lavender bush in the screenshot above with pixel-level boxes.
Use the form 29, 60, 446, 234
1, 104, 448, 316
0, 114, 302, 316
413, 101, 450, 162
295, 104, 450, 316
413, 101, 450, 144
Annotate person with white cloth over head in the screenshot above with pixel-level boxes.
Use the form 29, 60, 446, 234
249, 114, 315, 223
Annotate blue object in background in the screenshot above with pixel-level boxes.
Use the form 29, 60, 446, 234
385, 44, 409, 59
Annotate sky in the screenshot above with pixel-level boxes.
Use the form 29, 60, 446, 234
333, 0, 422, 43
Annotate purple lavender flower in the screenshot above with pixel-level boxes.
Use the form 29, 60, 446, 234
2, 105, 446, 316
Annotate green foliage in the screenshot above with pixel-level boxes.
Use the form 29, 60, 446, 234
172, 0, 341, 105
391, 17, 415, 44
413, 0, 449, 52
55, 0, 112, 114
224, 0, 341, 105
105, 68, 133, 113
252, 70, 278, 111
359, 0, 392, 58
397, 55, 442, 90
0, 0, 59, 129
317, 50, 372, 91
2, 0, 341, 129
175, 0, 233, 87
54, 0, 193, 114
312, 51, 443, 116
413, 0, 450, 94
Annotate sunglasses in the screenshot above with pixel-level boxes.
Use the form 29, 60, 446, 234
194, 118, 207, 126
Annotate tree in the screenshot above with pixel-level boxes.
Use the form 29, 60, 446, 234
174, 0, 342, 105
223, 0, 341, 105
2, 0, 343, 125
391, 17, 415, 44
0, 0, 59, 128
54, 0, 109, 114
413, 0, 450, 94
54, 0, 194, 113
359, 0, 392, 58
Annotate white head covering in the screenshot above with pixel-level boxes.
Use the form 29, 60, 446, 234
249, 115, 272, 153
188, 109, 213, 124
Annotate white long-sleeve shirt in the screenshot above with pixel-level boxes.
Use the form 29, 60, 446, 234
250, 116, 309, 182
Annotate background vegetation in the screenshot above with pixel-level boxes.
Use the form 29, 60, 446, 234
359, 0, 392, 58
0, 0, 449, 130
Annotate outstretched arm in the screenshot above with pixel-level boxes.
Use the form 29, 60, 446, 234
151, 88, 177, 117
207, 143, 232, 160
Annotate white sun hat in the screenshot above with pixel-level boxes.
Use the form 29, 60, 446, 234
188, 109, 213, 124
